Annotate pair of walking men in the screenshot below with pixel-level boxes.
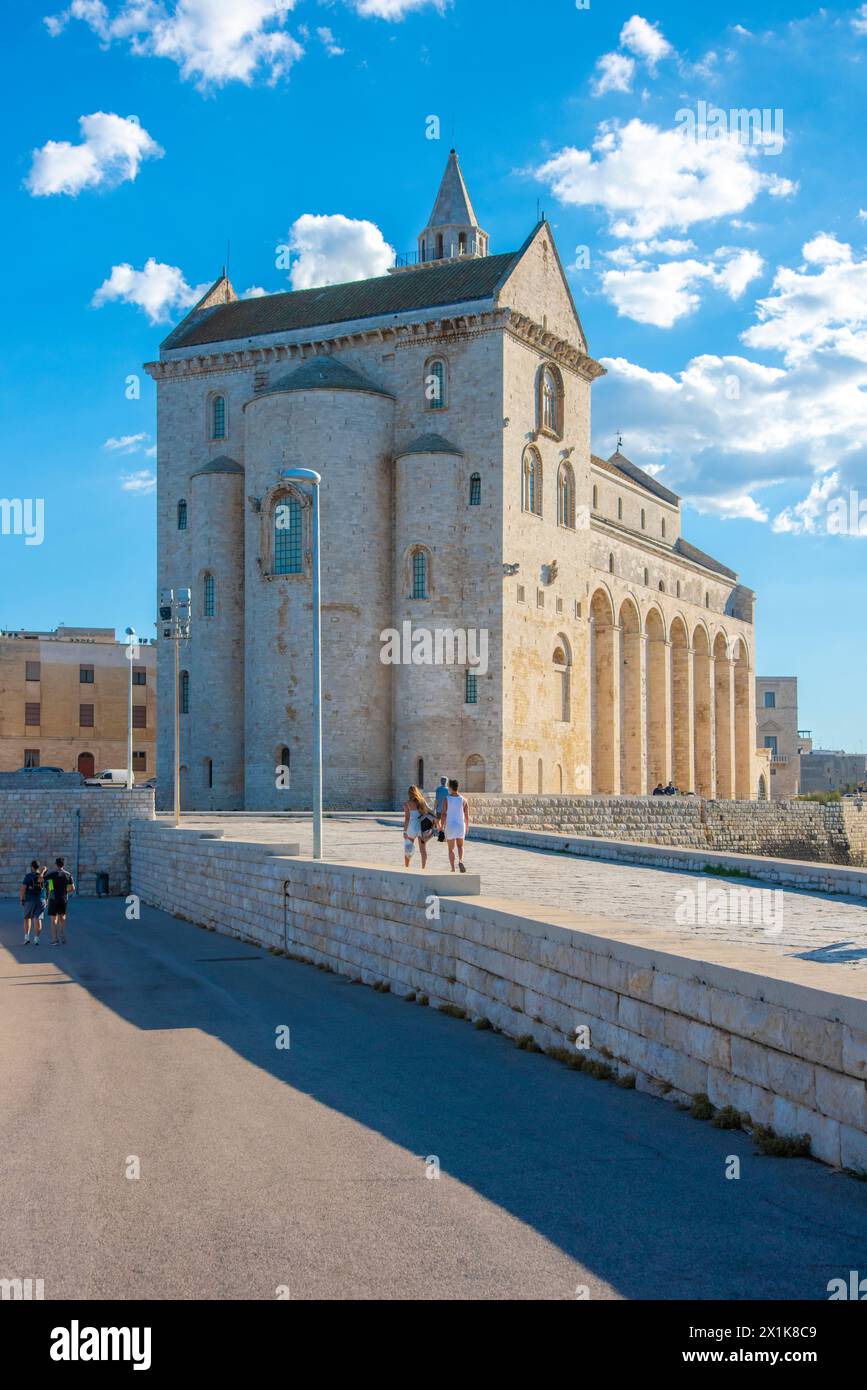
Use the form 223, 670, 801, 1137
20, 858, 75, 945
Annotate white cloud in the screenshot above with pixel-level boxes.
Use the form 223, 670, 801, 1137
316, 25, 343, 55
286, 213, 395, 289
742, 236, 867, 363
241, 284, 268, 298
92, 258, 208, 322
46, 0, 305, 89
591, 14, 672, 96
619, 14, 672, 71
534, 118, 794, 240
119, 469, 156, 494
772, 473, 841, 534
591, 51, 635, 97
26, 111, 162, 196
859, 209, 867, 222
603, 259, 716, 327
602, 247, 763, 327
350, 0, 446, 17
853, 4, 867, 35
595, 230, 867, 525
103, 433, 151, 454
715, 248, 764, 298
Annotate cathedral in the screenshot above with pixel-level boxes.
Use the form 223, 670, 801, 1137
148, 151, 760, 811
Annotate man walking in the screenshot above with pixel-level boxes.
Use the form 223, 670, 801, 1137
46, 857, 75, 946
20, 860, 45, 945
434, 776, 450, 821
440, 778, 469, 874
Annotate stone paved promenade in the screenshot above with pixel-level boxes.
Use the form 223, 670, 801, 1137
166, 812, 867, 974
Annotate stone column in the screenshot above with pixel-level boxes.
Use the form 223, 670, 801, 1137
715, 655, 736, 800
611, 622, 623, 795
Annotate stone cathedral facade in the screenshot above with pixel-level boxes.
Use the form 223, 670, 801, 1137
148, 151, 760, 811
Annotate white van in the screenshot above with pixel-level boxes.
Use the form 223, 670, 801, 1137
85, 769, 134, 788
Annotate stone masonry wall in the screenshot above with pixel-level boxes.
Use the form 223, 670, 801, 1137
464, 794, 867, 865
0, 789, 154, 896
132, 822, 867, 1171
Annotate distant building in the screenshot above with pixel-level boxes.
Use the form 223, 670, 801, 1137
0, 626, 156, 779
755, 676, 803, 799
800, 749, 867, 794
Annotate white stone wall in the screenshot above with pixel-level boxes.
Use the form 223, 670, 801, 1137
131, 821, 867, 1170
1, 789, 154, 895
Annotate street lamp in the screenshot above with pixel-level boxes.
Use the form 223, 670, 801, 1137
124, 625, 137, 789
280, 467, 322, 859
159, 588, 191, 827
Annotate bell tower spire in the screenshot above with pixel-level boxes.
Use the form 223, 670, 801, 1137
418, 150, 488, 265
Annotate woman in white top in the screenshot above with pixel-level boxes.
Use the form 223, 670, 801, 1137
402, 785, 432, 868
440, 778, 469, 873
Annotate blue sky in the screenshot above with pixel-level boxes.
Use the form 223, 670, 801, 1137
2, 0, 866, 747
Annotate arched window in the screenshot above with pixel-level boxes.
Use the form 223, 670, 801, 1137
203, 573, 215, 617
705, 592, 710, 609
417, 757, 424, 788
592, 484, 598, 510
465, 671, 478, 704
274, 495, 303, 574
426, 358, 446, 411
676, 580, 681, 598
469, 472, 481, 506
538, 363, 562, 436
643, 568, 649, 586
436, 233, 444, 259
411, 549, 428, 599
177, 499, 187, 531
553, 638, 572, 723
641, 508, 646, 530
522, 449, 542, 516
180, 670, 190, 714
211, 395, 226, 440
617, 497, 623, 520
608, 553, 615, 574
661, 518, 667, 539
658, 581, 665, 593
558, 462, 575, 528
205, 757, 213, 789
421, 238, 427, 262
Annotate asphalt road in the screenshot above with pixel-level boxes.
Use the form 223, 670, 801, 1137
2, 896, 867, 1301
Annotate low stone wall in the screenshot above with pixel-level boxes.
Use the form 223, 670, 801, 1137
465, 795, 867, 866
0, 789, 154, 896
132, 822, 867, 1171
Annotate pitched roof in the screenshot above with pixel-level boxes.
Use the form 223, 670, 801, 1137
397, 432, 463, 457
261, 355, 391, 397
190, 454, 244, 478
424, 149, 481, 229
606, 449, 680, 504
162, 252, 522, 351
673, 537, 738, 581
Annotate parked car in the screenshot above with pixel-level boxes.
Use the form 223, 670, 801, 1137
85, 768, 134, 788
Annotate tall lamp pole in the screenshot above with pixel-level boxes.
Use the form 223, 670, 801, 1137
159, 588, 191, 828
280, 468, 322, 859
124, 626, 136, 789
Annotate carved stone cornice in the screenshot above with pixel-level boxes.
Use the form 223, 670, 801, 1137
501, 308, 605, 382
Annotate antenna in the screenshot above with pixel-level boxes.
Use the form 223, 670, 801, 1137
616, 431, 623, 453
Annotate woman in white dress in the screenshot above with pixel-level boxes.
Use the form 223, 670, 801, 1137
402, 784, 433, 868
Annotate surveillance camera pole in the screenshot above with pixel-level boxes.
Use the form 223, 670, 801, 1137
280, 468, 322, 859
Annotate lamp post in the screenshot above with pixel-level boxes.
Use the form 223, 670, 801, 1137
159, 588, 191, 828
124, 626, 137, 789
280, 467, 322, 859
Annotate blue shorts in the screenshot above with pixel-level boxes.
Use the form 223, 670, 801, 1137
23, 897, 44, 919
